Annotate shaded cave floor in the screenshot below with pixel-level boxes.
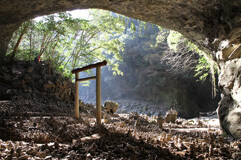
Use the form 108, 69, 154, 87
0, 105, 240, 160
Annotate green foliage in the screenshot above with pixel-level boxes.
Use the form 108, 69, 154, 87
8, 10, 130, 80
131, 21, 136, 32
167, 31, 185, 52
186, 40, 218, 92
194, 56, 210, 81
166, 30, 218, 97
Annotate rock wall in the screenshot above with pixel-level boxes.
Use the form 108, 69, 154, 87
217, 59, 241, 138
79, 28, 220, 118
0, 60, 75, 113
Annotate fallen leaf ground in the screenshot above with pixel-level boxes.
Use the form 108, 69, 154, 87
0, 108, 240, 160
0, 61, 240, 159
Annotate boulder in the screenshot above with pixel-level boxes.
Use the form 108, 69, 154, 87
103, 101, 119, 114
164, 109, 178, 123
218, 59, 241, 139
157, 116, 165, 129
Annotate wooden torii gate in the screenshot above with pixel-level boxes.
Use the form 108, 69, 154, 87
71, 60, 107, 126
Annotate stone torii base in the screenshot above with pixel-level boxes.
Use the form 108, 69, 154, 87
71, 60, 107, 126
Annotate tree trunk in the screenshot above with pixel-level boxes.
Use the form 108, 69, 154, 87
29, 27, 33, 60
217, 59, 241, 139
10, 24, 29, 61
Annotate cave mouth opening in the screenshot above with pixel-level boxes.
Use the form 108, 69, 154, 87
2, 0, 241, 139
5, 8, 220, 119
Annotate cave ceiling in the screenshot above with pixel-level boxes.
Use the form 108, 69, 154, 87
1, 0, 241, 55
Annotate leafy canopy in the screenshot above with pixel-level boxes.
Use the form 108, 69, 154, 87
8, 9, 218, 96
7, 9, 129, 78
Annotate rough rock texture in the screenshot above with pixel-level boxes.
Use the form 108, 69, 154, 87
164, 109, 178, 123
218, 59, 241, 139
103, 101, 119, 114
0, 60, 75, 113
157, 116, 165, 129
0, 0, 240, 58
1, 0, 241, 138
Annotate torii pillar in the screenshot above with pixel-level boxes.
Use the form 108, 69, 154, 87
71, 60, 107, 126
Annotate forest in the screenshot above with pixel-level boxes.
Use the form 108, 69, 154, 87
0, 9, 240, 159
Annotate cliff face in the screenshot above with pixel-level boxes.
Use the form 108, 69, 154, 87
80, 27, 220, 118
1, 0, 241, 138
